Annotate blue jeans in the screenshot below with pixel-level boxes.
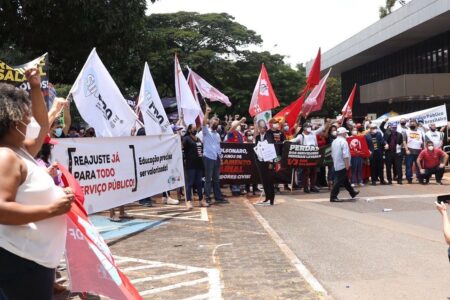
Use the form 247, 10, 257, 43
351, 157, 363, 184
405, 153, 419, 181
203, 157, 223, 201
186, 168, 203, 201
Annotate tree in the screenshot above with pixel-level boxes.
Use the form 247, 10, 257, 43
0, 0, 149, 95
379, 0, 409, 18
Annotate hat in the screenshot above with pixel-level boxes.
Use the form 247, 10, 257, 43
369, 124, 378, 129
336, 127, 348, 134
44, 135, 58, 145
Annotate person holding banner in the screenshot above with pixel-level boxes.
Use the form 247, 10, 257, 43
183, 124, 207, 209
330, 128, 359, 202
0, 71, 75, 300
425, 123, 445, 149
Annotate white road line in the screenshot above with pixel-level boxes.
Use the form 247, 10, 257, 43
211, 243, 232, 264
139, 277, 209, 296
244, 199, 328, 297
200, 207, 209, 221
293, 193, 442, 203
123, 263, 165, 272
130, 269, 199, 284
127, 212, 207, 222
183, 293, 210, 300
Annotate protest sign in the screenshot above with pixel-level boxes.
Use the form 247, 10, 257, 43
282, 144, 332, 167
372, 105, 448, 127
53, 135, 184, 214
219, 143, 260, 184
0, 53, 51, 108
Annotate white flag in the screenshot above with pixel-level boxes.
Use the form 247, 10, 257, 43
137, 62, 171, 135
70, 48, 139, 137
187, 68, 231, 107
174, 55, 202, 126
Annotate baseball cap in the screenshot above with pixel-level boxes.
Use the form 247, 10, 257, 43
336, 127, 348, 134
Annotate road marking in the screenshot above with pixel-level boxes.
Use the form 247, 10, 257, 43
140, 278, 209, 296
244, 199, 329, 297
183, 293, 210, 300
126, 205, 209, 222
293, 193, 442, 203
211, 243, 233, 264
115, 255, 222, 299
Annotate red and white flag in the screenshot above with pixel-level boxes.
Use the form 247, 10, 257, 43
306, 48, 321, 88
249, 64, 279, 117
187, 68, 231, 107
341, 83, 357, 119
174, 55, 202, 125
59, 164, 142, 300
301, 68, 331, 115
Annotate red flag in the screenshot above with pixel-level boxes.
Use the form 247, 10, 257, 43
341, 84, 357, 119
301, 68, 331, 115
347, 135, 370, 158
59, 164, 142, 300
307, 48, 321, 88
274, 94, 305, 128
249, 64, 279, 117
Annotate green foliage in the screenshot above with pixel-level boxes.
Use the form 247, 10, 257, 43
379, 0, 408, 18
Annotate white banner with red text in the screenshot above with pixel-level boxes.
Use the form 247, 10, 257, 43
53, 135, 184, 214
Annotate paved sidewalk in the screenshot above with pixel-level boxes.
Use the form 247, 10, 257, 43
56, 195, 321, 300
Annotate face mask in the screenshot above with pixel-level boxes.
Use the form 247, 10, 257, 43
410, 125, 416, 130
358, 128, 363, 132
431, 128, 436, 132
181, 129, 186, 135
54, 128, 63, 137
211, 124, 218, 131
191, 130, 197, 135
17, 117, 41, 140
400, 122, 406, 126
284, 126, 289, 132
391, 127, 397, 132
352, 130, 358, 135
428, 146, 434, 151
331, 131, 337, 137
371, 129, 377, 134
247, 136, 253, 141
305, 127, 312, 133
236, 126, 241, 132
272, 124, 279, 130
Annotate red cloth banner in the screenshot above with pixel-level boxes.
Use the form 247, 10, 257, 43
59, 164, 142, 300
347, 135, 370, 158
249, 64, 279, 117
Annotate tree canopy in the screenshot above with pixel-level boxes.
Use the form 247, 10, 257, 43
0, 3, 341, 119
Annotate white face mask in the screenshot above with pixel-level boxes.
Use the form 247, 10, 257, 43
236, 126, 241, 132
17, 117, 41, 140
305, 127, 312, 133
331, 131, 337, 137
272, 124, 280, 130
428, 146, 434, 151
352, 130, 358, 136
371, 129, 377, 134
247, 136, 253, 141
54, 127, 63, 137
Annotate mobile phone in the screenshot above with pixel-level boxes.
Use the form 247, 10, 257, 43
437, 194, 450, 204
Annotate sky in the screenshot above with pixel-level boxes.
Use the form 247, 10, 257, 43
147, 0, 390, 66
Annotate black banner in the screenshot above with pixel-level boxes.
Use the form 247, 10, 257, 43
219, 143, 260, 184
281, 144, 332, 168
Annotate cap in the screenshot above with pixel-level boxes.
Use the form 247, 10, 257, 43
370, 124, 378, 129
336, 127, 348, 134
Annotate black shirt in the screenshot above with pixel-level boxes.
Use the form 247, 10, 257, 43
183, 135, 204, 170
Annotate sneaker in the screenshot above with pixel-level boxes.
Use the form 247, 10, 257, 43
330, 197, 343, 202
200, 200, 209, 207
350, 190, 360, 198
186, 201, 193, 209
163, 197, 179, 205
351, 183, 356, 187
310, 187, 320, 193
255, 200, 271, 206
358, 183, 365, 187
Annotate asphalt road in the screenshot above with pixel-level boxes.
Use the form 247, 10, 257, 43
255, 180, 450, 300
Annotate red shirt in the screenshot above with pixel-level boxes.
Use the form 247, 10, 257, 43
418, 148, 445, 169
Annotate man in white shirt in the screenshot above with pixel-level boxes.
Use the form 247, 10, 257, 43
403, 119, 424, 183
330, 127, 359, 202
425, 123, 444, 149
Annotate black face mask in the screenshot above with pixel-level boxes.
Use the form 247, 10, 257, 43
410, 125, 416, 130
431, 128, 436, 132
191, 130, 197, 135
211, 124, 218, 131
400, 122, 406, 126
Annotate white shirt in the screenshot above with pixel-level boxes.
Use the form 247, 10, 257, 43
405, 129, 423, 150
332, 136, 351, 171
290, 125, 324, 145
425, 130, 444, 148
0, 149, 67, 268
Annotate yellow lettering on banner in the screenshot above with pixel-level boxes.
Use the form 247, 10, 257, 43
3, 71, 14, 81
